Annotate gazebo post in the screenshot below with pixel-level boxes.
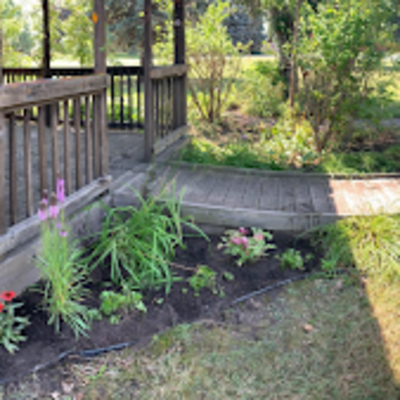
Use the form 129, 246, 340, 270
144, 0, 154, 162
173, 0, 186, 128
93, 0, 108, 176
42, 0, 51, 79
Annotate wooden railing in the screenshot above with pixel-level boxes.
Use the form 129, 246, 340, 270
3, 67, 144, 130
0, 75, 108, 233
149, 64, 188, 156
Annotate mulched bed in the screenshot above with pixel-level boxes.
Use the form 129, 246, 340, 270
0, 232, 321, 392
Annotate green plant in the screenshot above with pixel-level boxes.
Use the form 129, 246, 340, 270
313, 214, 400, 281
0, 291, 30, 354
240, 61, 284, 118
35, 177, 90, 337
223, 271, 235, 281
218, 227, 276, 267
188, 265, 218, 297
100, 288, 146, 324
90, 189, 206, 292
278, 249, 306, 271
155, 1, 248, 123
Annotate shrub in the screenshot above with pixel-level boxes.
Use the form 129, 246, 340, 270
240, 61, 284, 118
155, 1, 248, 123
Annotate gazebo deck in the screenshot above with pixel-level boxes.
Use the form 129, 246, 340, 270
117, 163, 400, 231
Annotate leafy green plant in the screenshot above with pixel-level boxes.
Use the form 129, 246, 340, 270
240, 61, 284, 118
89, 189, 206, 293
155, 1, 248, 123
35, 177, 90, 337
188, 265, 218, 297
218, 227, 276, 267
278, 249, 309, 271
0, 291, 30, 354
313, 214, 400, 281
100, 288, 146, 324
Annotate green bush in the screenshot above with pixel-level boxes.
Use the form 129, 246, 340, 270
240, 61, 284, 118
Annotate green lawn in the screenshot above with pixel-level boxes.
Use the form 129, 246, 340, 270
28, 277, 399, 399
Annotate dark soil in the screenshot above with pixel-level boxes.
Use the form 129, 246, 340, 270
0, 232, 321, 393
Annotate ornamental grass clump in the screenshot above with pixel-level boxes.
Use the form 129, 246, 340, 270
218, 227, 276, 266
0, 290, 30, 354
35, 174, 90, 337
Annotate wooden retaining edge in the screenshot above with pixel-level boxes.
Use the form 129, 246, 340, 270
174, 201, 344, 232
154, 125, 189, 156
164, 161, 400, 180
0, 176, 112, 258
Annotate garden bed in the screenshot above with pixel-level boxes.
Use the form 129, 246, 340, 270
0, 231, 320, 390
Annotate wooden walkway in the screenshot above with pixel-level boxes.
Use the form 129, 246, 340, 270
115, 163, 400, 231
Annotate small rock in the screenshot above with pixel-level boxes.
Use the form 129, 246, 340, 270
303, 323, 314, 333
335, 279, 344, 291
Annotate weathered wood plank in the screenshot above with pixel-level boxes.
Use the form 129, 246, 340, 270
150, 64, 188, 80
23, 109, 33, 217
278, 177, 296, 212
259, 177, 279, 211
183, 170, 217, 204
0, 75, 108, 112
154, 125, 189, 155
100, 90, 109, 175
294, 178, 314, 213
329, 180, 352, 215
51, 103, 59, 191
85, 96, 93, 183
38, 106, 48, 196
63, 100, 71, 195
74, 97, 83, 189
9, 113, 17, 225
0, 112, 6, 234
237, 175, 263, 209
206, 172, 234, 207
309, 178, 335, 214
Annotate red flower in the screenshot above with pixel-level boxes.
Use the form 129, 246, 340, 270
1, 291, 16, 302
0, 303, 4, 313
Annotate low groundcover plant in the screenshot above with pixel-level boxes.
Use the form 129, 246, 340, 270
36, 174, 90, 337
218, 227, 276, 266
0, 290, 30, 354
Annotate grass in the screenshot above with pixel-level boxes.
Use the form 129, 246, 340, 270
179, 136, 400, 174
21, 277, 397, 399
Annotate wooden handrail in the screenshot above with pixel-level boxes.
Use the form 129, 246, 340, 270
0, 74, 108, 112
150, 64, 188, 80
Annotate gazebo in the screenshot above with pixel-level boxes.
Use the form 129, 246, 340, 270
0, 0, 188, 235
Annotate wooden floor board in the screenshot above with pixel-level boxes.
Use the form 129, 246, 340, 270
205, 172, 234, 206
277, 177, 296, 212
259, 177, 279, 210
294, 178, 314, 213
238, 176, 263, 209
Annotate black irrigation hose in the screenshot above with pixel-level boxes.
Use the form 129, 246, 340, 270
0, 341, 138, 386
1, 270, 348, 386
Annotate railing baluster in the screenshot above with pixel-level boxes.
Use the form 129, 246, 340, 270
9, 113, 18, 225
111, 73, 115, 125
120, 72, 124, 127
38, 105, 48, 196
51, 103, 60, 191
23, 109, 33, 217
93, 94, 100, 178
137, 73, 141, 128
128, 73, 133, 128
63, 100, 71, 196
74, 97, 82, 189
0, 112, 6, 234
85, 96, 93, 183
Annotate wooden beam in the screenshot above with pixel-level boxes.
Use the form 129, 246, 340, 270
150, 65, 188, 80
173, 0, 187, 128
0, 75, 108, 112
0, 19, 3, 85
42, 0, 51, 78
93, 0, 106, 73
0, 111, 6, 234
144, 0, 154, 162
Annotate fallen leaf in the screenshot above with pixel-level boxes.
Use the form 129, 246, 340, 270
303, 323, 313, 333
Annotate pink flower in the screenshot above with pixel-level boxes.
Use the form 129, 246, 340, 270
38, 201, 47, 222
238, 227, 248, 235
57, 175, 65, 203
231, 236, 241, 245
49, 205, 59, 219
254, 233, 264, 241
57, 222, 62, 229
241, 237, 249, 249
59, 230, 68, 237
